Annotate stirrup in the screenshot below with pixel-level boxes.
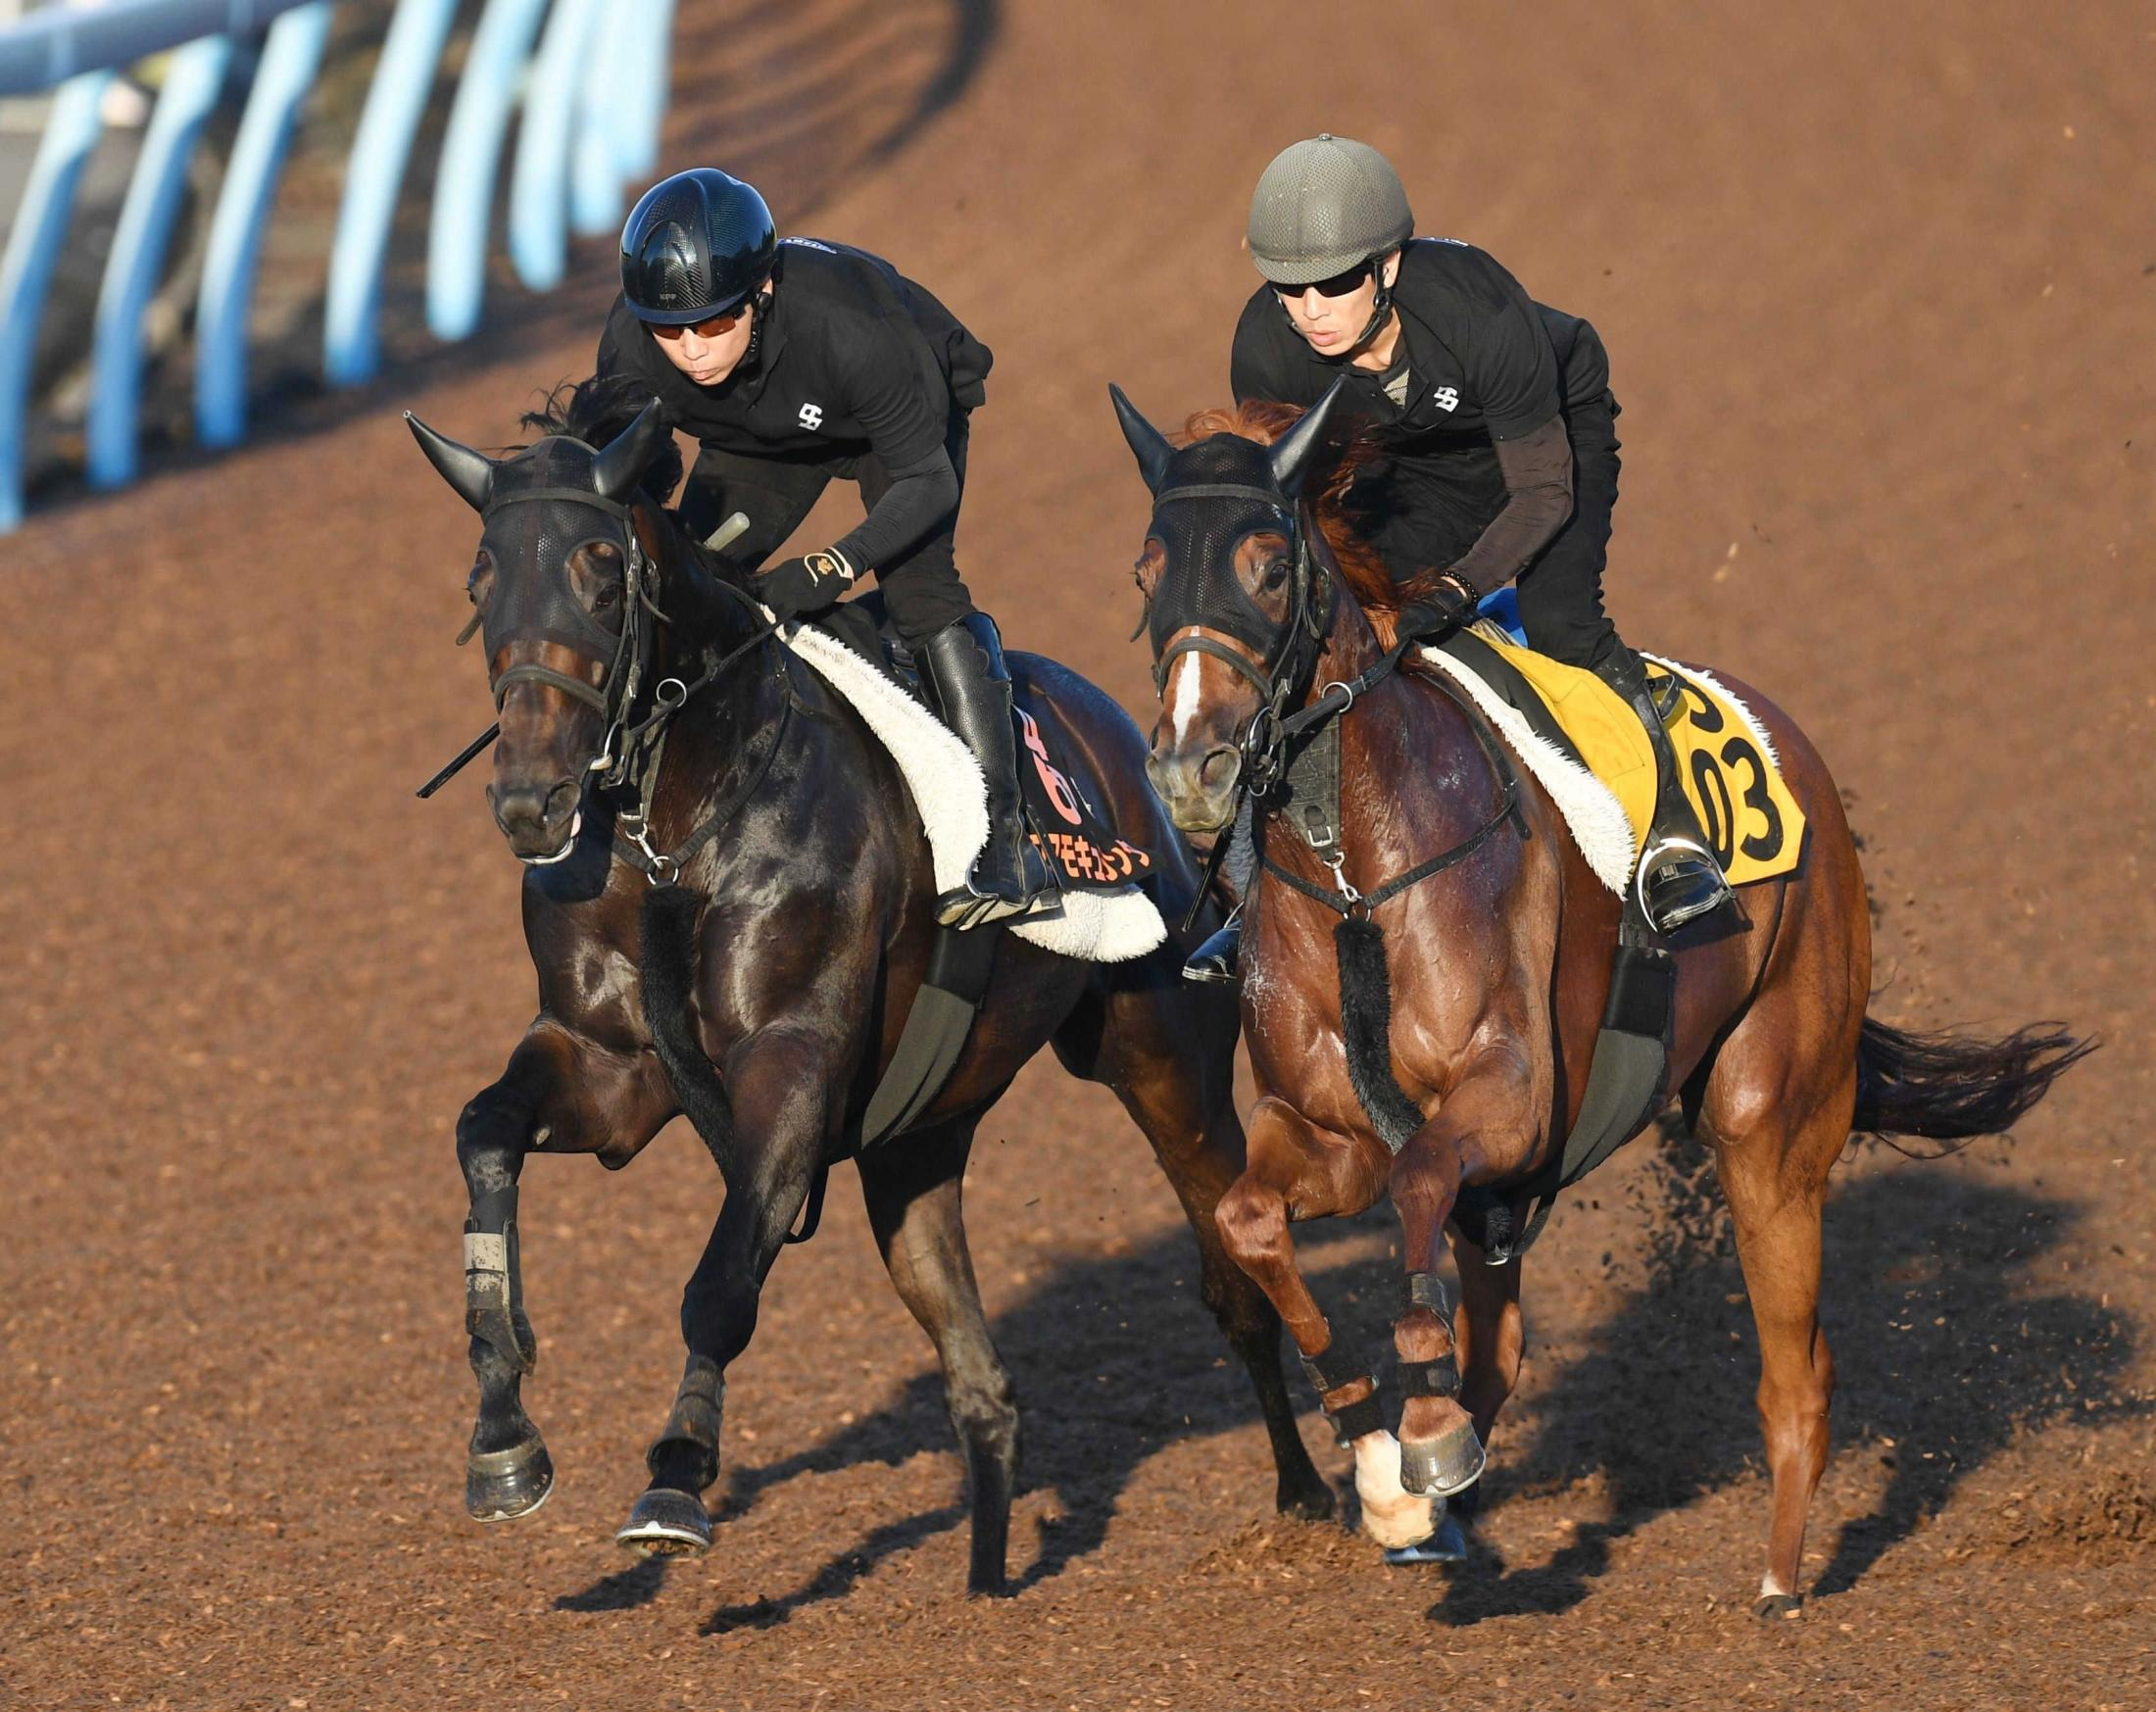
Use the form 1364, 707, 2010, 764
937, 841, 1056, 929
1635, 835, 1736, 934
1182, 915, 1242, 984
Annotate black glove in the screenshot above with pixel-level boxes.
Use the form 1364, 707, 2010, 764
753, 547, 858, 618
1394, 573, 1481, 644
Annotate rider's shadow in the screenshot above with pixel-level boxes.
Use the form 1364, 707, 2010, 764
1423, 1139, 2143, 1627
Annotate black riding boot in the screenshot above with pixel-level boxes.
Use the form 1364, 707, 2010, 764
1182, 906, 1242, 984
917, 615, 1055, 928
1595, 647, 1736, 934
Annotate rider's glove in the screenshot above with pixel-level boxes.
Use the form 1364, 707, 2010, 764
754, 547, 858, 618
1393, 572, 1481, 645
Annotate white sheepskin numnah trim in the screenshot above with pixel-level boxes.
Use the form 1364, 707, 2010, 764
1643, 653, 1782, 769
778, 622, 1166, 963
1415, 645, 1639, 895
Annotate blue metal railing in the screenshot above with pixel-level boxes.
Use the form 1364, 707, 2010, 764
0, 0, 677, 531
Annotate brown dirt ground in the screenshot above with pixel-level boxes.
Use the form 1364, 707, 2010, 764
3, 3, 2152, 1708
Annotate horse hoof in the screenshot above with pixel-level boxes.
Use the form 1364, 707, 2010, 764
466, 1435, 555, 1523
1383, 1509, 1468, 1565
615, 1487, 712, 1558
1753, 1591, 1803, 1621
1398, 1422, 1486, 1497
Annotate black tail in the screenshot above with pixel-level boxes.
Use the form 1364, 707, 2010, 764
1852, 1015, 2093, 1151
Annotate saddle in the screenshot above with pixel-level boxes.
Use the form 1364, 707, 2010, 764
811, 593, 1156, 896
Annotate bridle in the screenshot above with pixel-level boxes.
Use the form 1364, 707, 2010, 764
419, 475, 785, 879
475, 479, 663, 791
1147, 482, 1342, 802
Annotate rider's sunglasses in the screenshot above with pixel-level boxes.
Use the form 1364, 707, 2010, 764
1273, 260, 1374, 301
653, 306, 748, 339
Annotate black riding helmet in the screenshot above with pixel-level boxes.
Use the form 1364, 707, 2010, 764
618, 168, 778, 325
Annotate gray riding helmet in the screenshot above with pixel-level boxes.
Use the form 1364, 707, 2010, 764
1247, 133, 1413, 285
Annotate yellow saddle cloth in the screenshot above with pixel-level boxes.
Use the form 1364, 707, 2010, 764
1470, 635, 1806, 889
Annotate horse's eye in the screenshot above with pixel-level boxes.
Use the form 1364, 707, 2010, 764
592, 583, 621, 610
1261, 559, 1290, 590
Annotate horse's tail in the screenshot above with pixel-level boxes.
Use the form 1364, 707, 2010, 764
1851, 1014, 2093, 1152
639, 885, 735, 1169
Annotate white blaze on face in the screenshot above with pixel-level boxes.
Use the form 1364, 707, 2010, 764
1168, 649, 1206, 749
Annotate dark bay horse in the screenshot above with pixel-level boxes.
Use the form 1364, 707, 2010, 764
403, 378, 1330, 1592
1110, 382, 2089, 1611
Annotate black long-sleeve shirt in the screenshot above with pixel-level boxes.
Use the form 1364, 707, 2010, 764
1230, 237, 1609, 591
598, 238, 992, 571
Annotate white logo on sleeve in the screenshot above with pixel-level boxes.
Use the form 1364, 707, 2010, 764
798, 402, 823, 431
1432, 386, 1460, 413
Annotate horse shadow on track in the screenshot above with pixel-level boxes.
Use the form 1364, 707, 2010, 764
554, 1203, 1398, 1628
1424, 1133, 2145, 1627
555, 1135, 2142, 1629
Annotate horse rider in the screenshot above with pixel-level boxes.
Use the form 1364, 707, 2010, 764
597, 167, 1052, 926
1183, 133, 1734, 981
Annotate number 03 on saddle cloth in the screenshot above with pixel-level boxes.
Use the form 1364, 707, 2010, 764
1419, 629, 1807, 894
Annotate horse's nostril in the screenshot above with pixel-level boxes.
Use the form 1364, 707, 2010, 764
543, 778, 580, 821
1198, 747, 1240, 791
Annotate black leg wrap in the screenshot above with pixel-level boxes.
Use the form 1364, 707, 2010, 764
465, 1185, 535, 1374
1402, 1271, 1453, 1316
645, 1356, 724, 1491
1299, 1345, 1373, 1399
1324, 1389, 1388, 1445
1398, 1354, 1462, 1397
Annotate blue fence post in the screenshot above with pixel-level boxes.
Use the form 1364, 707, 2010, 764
320, 0, 457, 387
424, 0, 549, 343
615, 0, 674, 183
507, 0, 599, 290
195, 0, 333, 448
85, 33, 231, 490
567, 11, 628, 238
0, 70, 111, 532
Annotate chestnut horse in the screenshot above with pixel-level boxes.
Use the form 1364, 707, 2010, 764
404, 377, 1330, 1593
1110, 381, 2088, 1611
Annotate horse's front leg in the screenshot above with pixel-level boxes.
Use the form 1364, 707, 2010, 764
458, 1021, 674, 1522
1389, 1058, 1536, 1502
616, 1024, 832, 1556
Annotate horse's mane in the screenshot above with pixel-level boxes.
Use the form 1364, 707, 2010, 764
519, 374, 683, 506
1175, 401, 1430, 645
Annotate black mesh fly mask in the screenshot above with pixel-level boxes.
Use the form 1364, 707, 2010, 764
1111, 378, 1348, 792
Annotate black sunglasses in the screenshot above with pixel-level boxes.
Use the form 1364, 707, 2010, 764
1274, 260, 1374, 300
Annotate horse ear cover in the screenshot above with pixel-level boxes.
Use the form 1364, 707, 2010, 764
1267, 374, 1347, 498
405, 412, 495, 512
1108, 384, 1174, 494
590, 398, 667, 504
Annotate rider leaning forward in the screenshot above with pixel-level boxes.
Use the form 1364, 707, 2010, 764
597, 168, 1052, 927
1184, 133, 1735, 981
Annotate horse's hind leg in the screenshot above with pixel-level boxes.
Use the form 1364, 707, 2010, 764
1699, 1002, 1860, 1615
1055, 987, 1333, 1521
857, 1115, 1020, 1594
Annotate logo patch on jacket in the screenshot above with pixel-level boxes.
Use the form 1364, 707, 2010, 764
798, 403, 823, 430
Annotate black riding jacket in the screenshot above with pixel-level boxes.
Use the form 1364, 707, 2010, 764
1231, 237, 1611, 592
598, 237, 993, 572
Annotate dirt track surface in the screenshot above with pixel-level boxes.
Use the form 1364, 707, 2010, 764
4, 3, 2152, 1708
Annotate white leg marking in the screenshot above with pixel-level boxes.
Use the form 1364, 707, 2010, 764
1351, 1431, 1438, 1549
1169, 651, 1205, 749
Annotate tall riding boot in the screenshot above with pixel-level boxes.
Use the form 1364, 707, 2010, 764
1595, 647, 1736, 934
916, 615, 1056, 928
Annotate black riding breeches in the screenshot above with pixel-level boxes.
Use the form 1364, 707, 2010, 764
1511, 389, 1622, 671
678, 414, 976, 645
